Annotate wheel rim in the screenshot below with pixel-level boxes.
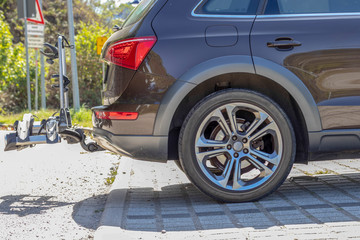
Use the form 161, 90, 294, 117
194, 102, 283, 191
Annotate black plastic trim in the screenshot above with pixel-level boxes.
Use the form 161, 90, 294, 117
93, 128, 168, 162
309, 129, 360, 152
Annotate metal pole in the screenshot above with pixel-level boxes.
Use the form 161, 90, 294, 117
39, 0, 46, 110
35, 49, 38, 111
67, 0, 80, 111
40, 51, 46, 109
23, 0, 31, 112
102, 62, 105, 80
58, 36, 65, 109
62, 47, 69, 108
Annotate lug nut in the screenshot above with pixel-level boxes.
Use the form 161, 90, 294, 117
234, 153, 239, 158
242, 138, 248, 143
232, 136, 237, 141
243, 149, 249, 154
227, 145, 232, 150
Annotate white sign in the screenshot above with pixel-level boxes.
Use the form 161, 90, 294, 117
28, 36, 44, 49
27, 24, 44, 36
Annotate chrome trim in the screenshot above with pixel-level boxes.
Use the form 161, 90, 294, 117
191, 0, 256, 18
16, 135, 47, 146
258, 12, 360, 18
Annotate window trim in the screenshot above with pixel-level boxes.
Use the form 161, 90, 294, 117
191, 0, 256, 18
258, 12, 360, 18
261, 0, 360, 18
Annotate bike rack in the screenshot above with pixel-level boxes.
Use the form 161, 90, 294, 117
4, 35, 104, 153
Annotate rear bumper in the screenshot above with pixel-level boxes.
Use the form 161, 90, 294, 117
93, 128, 168, 162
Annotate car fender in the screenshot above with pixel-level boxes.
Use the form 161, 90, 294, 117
252, 56, 322, 132
153, 55, 322, 136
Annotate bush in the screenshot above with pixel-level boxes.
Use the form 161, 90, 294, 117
0, 11, 34, 112
75, 21, 110, 108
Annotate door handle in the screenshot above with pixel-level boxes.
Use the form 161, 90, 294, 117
267, 40, 302, 50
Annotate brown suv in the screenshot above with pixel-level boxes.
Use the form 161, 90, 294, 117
92, 0, 360, 202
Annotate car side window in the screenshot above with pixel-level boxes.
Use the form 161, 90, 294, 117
265, 0, 360, 14
194, 0, 260, 15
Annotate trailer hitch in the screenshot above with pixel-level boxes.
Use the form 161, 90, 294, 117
4, 114, 104, 153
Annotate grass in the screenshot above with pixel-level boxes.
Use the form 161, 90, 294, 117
315, 169, 331, 175
0, 107, 93, 128
105, 165, 119, 186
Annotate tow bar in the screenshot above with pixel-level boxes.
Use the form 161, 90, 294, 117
4, 35, 104, 153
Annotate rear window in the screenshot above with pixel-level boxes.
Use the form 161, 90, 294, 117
194, 0, 260, 15
122, 0, 157, 28
265, 0, 360, 14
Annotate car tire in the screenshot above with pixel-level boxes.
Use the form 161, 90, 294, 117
179, 89, 295, 202
174, 160, 184, 172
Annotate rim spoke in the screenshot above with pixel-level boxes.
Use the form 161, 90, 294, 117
196, 136, 227, 149
250, 149, 280, 166
247, 155, 274, 177
212, 109, 232, 136
245, 112, 268, 138
232, 159, 243, 189
196, 148, 227, 163
218, 158, 236, 188
194, 102, 283, 192
249, 121, 276, 141
225, 105, 238, 134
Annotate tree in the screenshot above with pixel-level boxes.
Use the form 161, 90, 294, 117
0, 11, 31, 113
75, 21, 110, 107
0, 0, 134, 112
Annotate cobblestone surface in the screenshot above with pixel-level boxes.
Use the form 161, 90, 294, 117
96, 157, 360, 240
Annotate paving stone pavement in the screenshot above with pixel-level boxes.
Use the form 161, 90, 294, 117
95, 157, 360, 240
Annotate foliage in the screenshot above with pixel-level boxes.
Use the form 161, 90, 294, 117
105, 164, 119, 185
70, 106, 92, 127
0, 107, 93, 128
0, 0, 134, 113
75, 21, 110, 107
0, 11, 31, 113
85, 0, 134, 28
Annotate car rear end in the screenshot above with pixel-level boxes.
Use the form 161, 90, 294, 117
92, 0, 173, 161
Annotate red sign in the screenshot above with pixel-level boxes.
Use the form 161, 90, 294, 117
27, 0, 44, 25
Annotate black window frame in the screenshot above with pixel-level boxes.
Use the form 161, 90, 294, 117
264, 0, 360, 15
193, 0, 261, 16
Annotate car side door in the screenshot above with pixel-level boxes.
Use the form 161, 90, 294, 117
251, 0, 360, 130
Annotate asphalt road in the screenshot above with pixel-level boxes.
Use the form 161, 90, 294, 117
0, 131, 120, 240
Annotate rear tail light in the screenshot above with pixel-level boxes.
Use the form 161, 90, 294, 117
95, 111, 138, 120
104, 36, 157, 70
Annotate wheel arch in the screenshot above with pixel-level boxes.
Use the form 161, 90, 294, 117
153, 55, 322, 162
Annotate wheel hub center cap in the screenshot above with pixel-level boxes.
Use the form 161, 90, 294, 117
233, 141, 244, 152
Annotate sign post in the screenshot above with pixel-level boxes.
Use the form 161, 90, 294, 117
27, 24, 44, 112
18, 0, 43, 112
35, 50, 38, 111
23, 0, 32, 111
67, 0, 80, 111
39, 0, 46, 110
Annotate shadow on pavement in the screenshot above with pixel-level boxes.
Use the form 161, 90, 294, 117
115, 173, 360, 232
72, 194, 108, 230
0, 195, 73, 217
